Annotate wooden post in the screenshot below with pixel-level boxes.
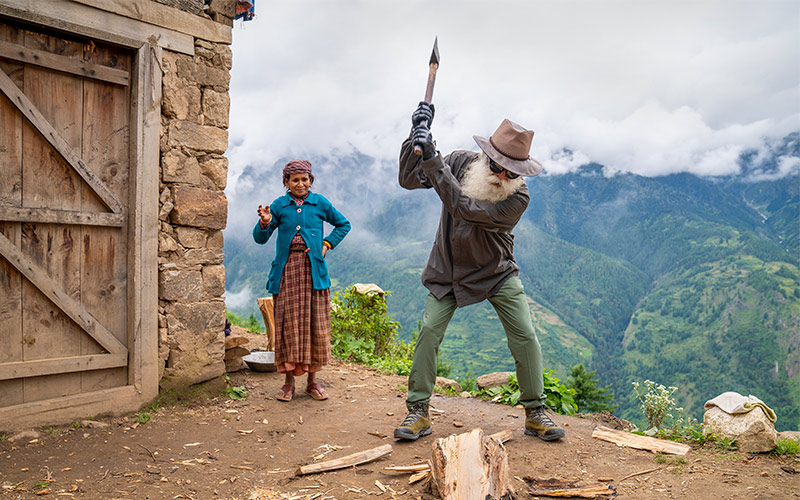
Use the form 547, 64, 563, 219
431, 428, 515, 500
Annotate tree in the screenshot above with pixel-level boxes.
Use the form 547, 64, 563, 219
567, 363, 617, 413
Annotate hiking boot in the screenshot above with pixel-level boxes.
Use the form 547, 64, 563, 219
525, 406, 565, 441
394, 402, 432, 440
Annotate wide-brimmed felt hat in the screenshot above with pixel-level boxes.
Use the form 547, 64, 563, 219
473, 119, 543, 177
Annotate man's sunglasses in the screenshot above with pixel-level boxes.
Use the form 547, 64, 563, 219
488, 158, 520, 179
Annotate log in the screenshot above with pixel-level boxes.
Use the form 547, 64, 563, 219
223, 346, 250, 361
591, 426, 691, 455
431, 428, 514, 500
298, 444, 392, 475
257, 297, 275, 351
225, 336, 250, 350
527, 485, 615, 498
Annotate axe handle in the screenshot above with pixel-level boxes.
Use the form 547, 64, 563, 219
414, 62, 439, 156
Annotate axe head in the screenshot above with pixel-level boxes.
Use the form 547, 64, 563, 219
430, 37, 440, 66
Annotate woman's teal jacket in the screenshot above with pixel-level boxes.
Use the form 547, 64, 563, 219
252, 192, 351, 295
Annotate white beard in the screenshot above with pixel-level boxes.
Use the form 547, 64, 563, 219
460, 152, 525, 203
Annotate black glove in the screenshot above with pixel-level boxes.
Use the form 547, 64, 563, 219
411, 101, 435, 128
412, 124, 436, 160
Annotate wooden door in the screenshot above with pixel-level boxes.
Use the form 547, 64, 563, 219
0, 21, 133, 407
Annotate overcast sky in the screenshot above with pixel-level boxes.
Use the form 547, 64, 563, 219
226, 0, 798, 187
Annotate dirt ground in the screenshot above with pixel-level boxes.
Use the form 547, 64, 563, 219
1, 332, 799, 499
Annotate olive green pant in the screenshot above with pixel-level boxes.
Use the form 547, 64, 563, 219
406, 276, 546, 410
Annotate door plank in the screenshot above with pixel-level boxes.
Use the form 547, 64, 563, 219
0, 66, 123, 214
0, 207, 124, 226
0, 353, 127, 380
80, 43, 130, 390
0, 24, 23, 407
19, 35, 85, 402
0, 231, 127, 355
0, 40, 129, 86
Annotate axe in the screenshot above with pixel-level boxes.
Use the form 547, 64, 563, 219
414, 37, 440, 156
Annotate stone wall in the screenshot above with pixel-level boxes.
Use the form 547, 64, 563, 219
157, 12, 233, 388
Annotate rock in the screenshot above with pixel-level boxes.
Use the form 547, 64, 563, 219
459, 391, 472, 398
225, 357, 246, 373
778, 430, 800, 442
436, 377, 461, 393
81, 420, 110, 429
159, 269, 203, 302
476, 372, 513, 390
8, 430, 39, 443
202, 264, 226, 297
224, 346, 250, 361
703, 406, 778, 453
225, 336, 250, 350
167, 120, 228, 154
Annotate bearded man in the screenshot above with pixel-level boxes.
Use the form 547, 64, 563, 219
394, 102, 565, 443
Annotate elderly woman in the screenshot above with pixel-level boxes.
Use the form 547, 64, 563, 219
253, 159, 351, 402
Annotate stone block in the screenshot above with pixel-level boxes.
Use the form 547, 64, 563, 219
199, 155, 228, 189
168, 120, 228, 154
207, 230, 224, 250
203, 264, 226, 297
175, 58, 230, 89
162, 149, 204, 185
167, 300, 225, 336
175, 226, 207, 249
159, 269, 203, 302
171, 185, 228, 229
162, 81, 201, 122
202, 88, 230, 128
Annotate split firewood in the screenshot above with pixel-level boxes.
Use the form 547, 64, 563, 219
297, 444, 392, 475
224, 346, 250, 361
431, 428, 513, 500
591, 426, 691, 455
384, 461, 432, 473
409, 469, 431, 484
488, 429, 512, 444
224, 336, 249, 350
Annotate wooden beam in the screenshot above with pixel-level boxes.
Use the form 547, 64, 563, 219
0, 385, 138, 431
0, 231, 127, 356
591, 426, 691, 456
0, 65, 124, 214
0, 206, 124, 226
0, 40, 129, 86
0, 353, 127, 380
298, 444, 393, 475
71, 0, 231, 44
0, 0, 195, 55
125, 42, 160, 396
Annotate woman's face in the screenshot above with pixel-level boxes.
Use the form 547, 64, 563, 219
285, 173, 312, 198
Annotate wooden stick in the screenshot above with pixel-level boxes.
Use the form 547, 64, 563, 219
298, 444, 392, 475
619, 467, 660, 482
384, 462, 431, 473
527, 485, 615, 498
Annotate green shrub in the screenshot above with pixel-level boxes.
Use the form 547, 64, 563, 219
331, 286, 415, 375
136, 412, 151, 425
773, 437, 800, 456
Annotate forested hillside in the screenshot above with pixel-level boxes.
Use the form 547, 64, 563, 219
224, 133, 800, 430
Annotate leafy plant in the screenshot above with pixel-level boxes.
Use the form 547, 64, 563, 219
136, 412, 151, 425
712, 435, 738, 451
33, 481, 50, 490
772, 437, 800, 456
0, 434, 6, 441
44, 426, 58, 435
225, 385, 248, 401
484, 371, 577, 415
71, 421, 82, 429
632, 380, 679, 430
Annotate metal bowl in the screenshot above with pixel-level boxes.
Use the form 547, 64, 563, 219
242, 351, 276, 372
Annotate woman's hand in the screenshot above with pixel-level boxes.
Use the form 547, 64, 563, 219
321, 244, 329, 258
257, 204, 272, 227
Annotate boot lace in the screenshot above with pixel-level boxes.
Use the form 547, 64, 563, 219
528, 406, 555, 426
401, 403, 428, 426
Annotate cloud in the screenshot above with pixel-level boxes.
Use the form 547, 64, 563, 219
224, 287, 254, 309
227, 1, 798, 186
